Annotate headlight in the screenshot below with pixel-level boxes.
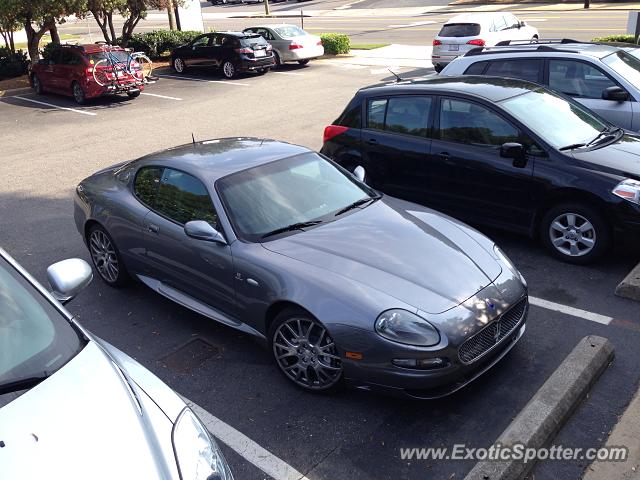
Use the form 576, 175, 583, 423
613, 178, 640, 205
375, 309, 440, 346
494, 245, 526, 288
172, 408, 233, 480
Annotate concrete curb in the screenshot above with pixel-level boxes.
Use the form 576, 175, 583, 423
0, 87, 31, 98
615, 262, 640, 303
465, 335, 615, 480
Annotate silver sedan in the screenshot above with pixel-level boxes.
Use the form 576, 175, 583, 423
243, 24, 324, 66
74, 138, 529, 399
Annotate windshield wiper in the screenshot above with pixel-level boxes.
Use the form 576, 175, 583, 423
261, 220, 323, 239
586, 126, 622, 147
559, 143, 587, 151
334, 195, 380, 216
0, 373, 49, 395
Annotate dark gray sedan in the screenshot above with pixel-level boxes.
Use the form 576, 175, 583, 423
74, 138, 528, 398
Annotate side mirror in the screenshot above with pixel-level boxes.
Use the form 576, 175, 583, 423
353, 165, 366, 183
47, 258, 93, 304
520, 21, 526, 27
602, 86, 629, 102
500, 142, 527, 168
184, 220, 227, 244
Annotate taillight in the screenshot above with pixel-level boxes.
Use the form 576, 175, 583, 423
323, 125, 349, 143
433, 39, 442, 46
467, 39, 485, 46
86, 67, 93, 74
235, 47, 253, 54
289, 43, 303, 50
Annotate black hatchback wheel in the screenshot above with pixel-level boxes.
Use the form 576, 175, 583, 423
540, 203, 610, 265
87, 224, 130, 287
270, 308, 343, 392
222, 60, 236, 79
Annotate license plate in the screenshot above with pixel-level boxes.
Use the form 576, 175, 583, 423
448, 44, 459, 51
254, 49, 266, 57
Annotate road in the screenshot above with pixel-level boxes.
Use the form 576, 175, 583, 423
1, 57, 640, 479
59, 0, 633, 45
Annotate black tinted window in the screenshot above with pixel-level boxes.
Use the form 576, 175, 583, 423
134, 166, 162, 206
439, 23, 481, 37
485, 59, 541, 83
439, 98, 519, 146
339, 103, 362, 128
385, 97, 431, 137
155, 169, 218, 226
367, 99, 387, 130
464, 61, 488, 75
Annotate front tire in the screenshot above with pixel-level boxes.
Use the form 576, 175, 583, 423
32, 74, 44, 94
173, 57, 186, 73
540, 203, 610, 265
269, 308, 343, 392
87, 224, 131, 287
222, 60, 236, 79
72, 81, 86, 105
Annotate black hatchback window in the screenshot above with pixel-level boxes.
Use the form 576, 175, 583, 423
485, 59, 542, 83
155, 169, 218, 226
464, 61, 488, 75
367, 97, 431, 138
134, 166, 162, 207
438, 23, 481, 37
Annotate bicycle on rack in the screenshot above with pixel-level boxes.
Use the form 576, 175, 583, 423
91, 43, 157, 93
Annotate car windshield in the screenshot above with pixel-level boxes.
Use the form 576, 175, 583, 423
274, 26, 306, 38
602, 50, 640, 89
438, 23, 481, 37
500, 88, 608, 149
216, 153, 376, 242
0, 256, 86, 401
87, 51, 129, 64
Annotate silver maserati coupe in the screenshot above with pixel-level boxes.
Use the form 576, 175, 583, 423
74, 138, 529, 398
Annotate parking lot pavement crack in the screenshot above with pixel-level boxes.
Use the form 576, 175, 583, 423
299, 445, 340, 480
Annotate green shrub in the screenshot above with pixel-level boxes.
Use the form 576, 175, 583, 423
592, 34, 639, 44
320, 33, 350, 55
0, 49, 28, 80
123, 30, 203, 59
41, 42, 60, 62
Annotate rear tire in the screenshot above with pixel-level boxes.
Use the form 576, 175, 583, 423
298, 59, 310, 65
127, 90, 141, 99
222, 60, 236, 79
72, 81, 86, 105
257, 67, 269, 75
539, 202, 610, 265
87, 224, 131, 287
32, 74, 44, 94
173, 57, 186, 73
273, 51, 282, 68
434, 64, 444, 73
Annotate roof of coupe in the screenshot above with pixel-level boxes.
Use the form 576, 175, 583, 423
136, 137, 311, 180
361, 75, 542, 102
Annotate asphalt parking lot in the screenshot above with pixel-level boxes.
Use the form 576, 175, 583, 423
2, 59, 640, 480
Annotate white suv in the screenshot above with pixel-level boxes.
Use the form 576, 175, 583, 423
432, 12, 539, 72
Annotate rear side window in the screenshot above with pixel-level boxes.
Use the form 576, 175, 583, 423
155, 169, 218, 226
338, 103, 362, 128
438, 23, 481, 37
464, 61, 488, 75
485, 59, 542, 83
134, 167, 162, 207
366, 97, 432, 137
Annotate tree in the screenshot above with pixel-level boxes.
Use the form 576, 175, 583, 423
12, 0, 86, 61
0, 0, 20, 52
87, 0, 181, 46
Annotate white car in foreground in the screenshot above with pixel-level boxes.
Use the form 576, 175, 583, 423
0, 247, 233, 480
432, 12, 539, 72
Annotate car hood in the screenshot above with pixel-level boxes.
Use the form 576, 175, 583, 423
570, 132, 640, 179
262, 197, 501, 314
0, 342, 171, 479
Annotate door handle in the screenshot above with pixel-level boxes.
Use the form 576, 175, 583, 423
365, 138, 378, 145
147, 224, 159, 234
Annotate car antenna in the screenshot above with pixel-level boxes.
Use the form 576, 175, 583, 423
388, 68, 402, 83
191, 133, 196, 146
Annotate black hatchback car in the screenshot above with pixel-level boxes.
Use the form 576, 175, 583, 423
171, 31, 275, 79
321, 76, 640, 264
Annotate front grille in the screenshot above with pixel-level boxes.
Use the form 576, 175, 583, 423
458, 297, 528, 364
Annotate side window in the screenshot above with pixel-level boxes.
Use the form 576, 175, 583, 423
464, 61, 488, 75
549, 60, 617, 99
485, 59, 542, 83
439, 98, 519, 147
367, 99, 387, 130
385, 97, 431, 137
134, 167, 163, 207
155, 169, 218, 226
339, 102, 362, 128
493, 16, 507, 32
259, 29, 274, 40
504, 14, 520, 29
192, 35, 211, 47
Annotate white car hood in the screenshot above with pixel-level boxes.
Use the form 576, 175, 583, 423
0, 341, 173, 479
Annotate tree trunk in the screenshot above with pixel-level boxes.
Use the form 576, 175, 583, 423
121, 14, 142, 47
24, 18, 47, 62
108, 12, 116, 44
90, 8, 112, 43
49, 23, 61, 44
167, 0, 176, 31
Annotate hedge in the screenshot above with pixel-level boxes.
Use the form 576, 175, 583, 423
123, 30, 203, 59
592, 34, 639, 44
320, 33, 350, 55
0, 48, 28, 80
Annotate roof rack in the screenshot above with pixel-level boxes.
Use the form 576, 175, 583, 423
465, 44, 582, 57
495, 38, 581, 46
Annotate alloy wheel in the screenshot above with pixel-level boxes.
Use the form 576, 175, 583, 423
548, 212, 596, 257
273, 317, 342, 390
222, 61, 235, 78
89, 229, 120, 283
174, 58, 184, 73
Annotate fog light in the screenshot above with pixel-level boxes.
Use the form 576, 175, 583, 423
392, 358, 449, 370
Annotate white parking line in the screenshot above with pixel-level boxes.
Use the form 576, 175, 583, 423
157, 74, 250, 86
271, 71, 305, 76
529, 296, 612, 325
185, 398, 310, 480
140, 92, 182, 100
10, 95, 97, 116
